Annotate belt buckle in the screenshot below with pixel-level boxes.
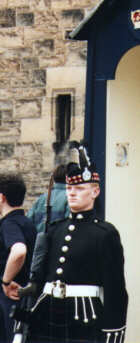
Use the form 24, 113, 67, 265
52, 280, 66, 299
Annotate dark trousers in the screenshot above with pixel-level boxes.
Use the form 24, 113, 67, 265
0, 291, 17, 343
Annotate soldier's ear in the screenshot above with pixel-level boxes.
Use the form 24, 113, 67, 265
0, 193, 5, 203
91, 184, 100, 199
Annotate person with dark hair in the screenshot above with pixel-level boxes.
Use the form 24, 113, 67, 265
17, 142, 128, 343
27, 164, 70, 233
0, 173, 26, 207
0, 173, 36, 343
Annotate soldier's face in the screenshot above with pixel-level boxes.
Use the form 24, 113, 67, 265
66, 183, 100, 213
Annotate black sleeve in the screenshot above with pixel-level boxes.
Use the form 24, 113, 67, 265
100, 228, 128, 342
2, 220, 25, 250
30, 232, 49, 286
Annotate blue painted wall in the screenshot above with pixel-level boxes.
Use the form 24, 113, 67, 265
75, 0, 140, 217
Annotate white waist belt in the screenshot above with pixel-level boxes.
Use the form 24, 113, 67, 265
43, 280, 100, 298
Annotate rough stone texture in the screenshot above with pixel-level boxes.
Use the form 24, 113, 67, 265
0, 47, 33, 59
16, 13, 34, 27
61, 9, 84, 26
33, 39, 54, 57
30, 0, 51, 10
0, 0, 98, 210
8, 0, 29, 6
0, 28, 24, 48
65, 40, 87, 66
51, 0, 92, 9
0, 143, 14, 158
12, 87, 46, 98
0, 59, 20, 72
30, 69, 46, 87
0, 159, 19, 171
10, 71, 31, 88
21, 57, 39, 70
0, 100, 13, 110
0, 9, 16, 28
0, 110, 13, 125
14, 99, 42, 118
0, 0, 8, 8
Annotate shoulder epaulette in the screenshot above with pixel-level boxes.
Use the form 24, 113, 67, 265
94, 219, 117, 233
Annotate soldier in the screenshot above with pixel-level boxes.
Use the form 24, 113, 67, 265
19, 142, 128, 343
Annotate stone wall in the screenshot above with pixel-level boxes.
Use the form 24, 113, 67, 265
0, 0, 98, 211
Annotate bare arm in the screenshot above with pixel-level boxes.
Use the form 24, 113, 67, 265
2, 242, 27, 299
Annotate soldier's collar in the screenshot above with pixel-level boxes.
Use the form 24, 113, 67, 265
69, 209, 97, 221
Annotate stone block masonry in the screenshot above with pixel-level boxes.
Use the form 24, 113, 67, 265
0, 0, 98, 212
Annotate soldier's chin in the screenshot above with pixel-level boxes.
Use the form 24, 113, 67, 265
69, 203, 80, 212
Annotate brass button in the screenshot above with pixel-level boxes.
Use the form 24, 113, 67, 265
68, 224, 75, 231
65, 235, 72, 242
61, 246, 69, 253
59, 256, 66, 263
76, 214, 83, 219
56, 268, 63, 275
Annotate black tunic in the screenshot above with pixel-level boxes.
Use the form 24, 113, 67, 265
28, 210, 128, 343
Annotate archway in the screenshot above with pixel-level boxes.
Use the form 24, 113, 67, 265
106, 45, 140, 343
